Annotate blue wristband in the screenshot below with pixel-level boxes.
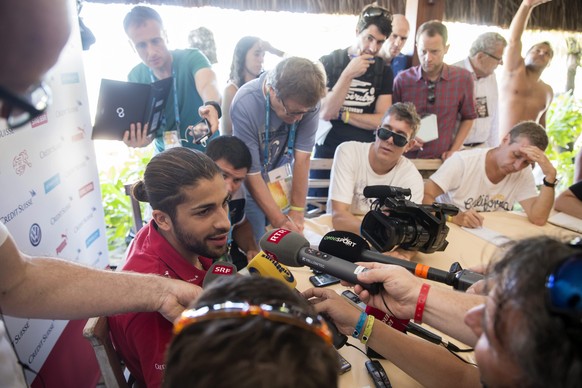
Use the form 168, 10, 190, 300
353, 312, 368, 338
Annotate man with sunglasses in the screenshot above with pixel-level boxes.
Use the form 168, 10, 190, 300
313, 5, 393, 199
453, 32, 507, 149
0, 1, 202, 386
499, 0, 554, 140
306, 235, 581, 387
393, 20, 477, 160
231, 57, 326, 243
423, 121, 556, 228
328, 103, 424, 258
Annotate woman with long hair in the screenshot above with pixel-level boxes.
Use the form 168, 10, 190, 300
221, 36, 283, 135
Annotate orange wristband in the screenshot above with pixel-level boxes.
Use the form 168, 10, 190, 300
414, 283, 431, 324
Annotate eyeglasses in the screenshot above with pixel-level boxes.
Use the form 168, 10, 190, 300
482, 51, 503, 63
0, 82, 52, 128
279, 96, 317, 117
361, 6, 392, 21
173, 301, 333, 345
545, 254, 582, 328
376, 126, 409, 147
427, 81, 436, 104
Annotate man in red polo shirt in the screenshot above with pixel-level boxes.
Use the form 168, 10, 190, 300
108, 148, 231, 387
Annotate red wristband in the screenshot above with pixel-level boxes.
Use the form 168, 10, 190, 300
414, 283, 431, 324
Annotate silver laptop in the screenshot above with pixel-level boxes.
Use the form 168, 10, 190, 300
92, 77, 173, 140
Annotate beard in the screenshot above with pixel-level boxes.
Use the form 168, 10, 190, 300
173, 220, 228, 260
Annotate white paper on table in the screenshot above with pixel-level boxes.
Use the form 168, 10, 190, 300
417, 114, 439, 143
461, 226, 511, 246
548, 212, 582, 233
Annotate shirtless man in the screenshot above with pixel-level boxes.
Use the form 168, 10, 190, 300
498, 0, 553, 139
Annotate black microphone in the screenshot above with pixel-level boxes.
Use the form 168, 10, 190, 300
202, 262, 238, 288
259, 229, 381, 294
319, 231, 483, 291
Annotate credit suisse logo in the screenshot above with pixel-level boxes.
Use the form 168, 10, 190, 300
1, 190, 36, 225
13, 150, 32, 175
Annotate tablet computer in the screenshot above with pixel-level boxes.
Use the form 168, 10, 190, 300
92, 77, 173, 140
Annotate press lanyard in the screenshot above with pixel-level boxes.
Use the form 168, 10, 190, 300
150, 68, 180, 133
264, 88, 297, 171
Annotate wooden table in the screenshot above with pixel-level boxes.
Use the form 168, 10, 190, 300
297, 211, 580, 387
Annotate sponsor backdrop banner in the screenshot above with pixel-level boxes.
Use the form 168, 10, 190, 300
0, 2, 107, 385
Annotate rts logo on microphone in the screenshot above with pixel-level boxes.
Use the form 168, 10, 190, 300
267, 228, 291, 244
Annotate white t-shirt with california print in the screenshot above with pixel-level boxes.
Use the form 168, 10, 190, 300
430, 148, 537, 212
0, 222, 27, 388
328, 141, 424, 215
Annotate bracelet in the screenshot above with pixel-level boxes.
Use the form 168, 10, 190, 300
343, 110, 350, 124
204, 100, 222, 119
361, 315, 375, 344
337, 109, 343, 121
446, 215, 453, 222
289, 206, 305, 212
414, 283, 431, 324
353, 312, 368, 338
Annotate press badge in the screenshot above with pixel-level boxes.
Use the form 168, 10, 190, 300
163, 130, 181, 149
266, 163, 292, 211
267, 163, 292, 183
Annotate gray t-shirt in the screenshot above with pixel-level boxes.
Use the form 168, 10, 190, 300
230, 73, 319, 175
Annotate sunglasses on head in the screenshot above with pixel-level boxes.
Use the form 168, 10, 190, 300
545, 253, 582, 329
173, 301, 333, 345
376, 126, 409, 147
361, 6, 391, 21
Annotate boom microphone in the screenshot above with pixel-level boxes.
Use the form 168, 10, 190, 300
319, 231, 483, 291
203, 262, 237, 288
259, 229, 381, 294
363, 185, 411, 199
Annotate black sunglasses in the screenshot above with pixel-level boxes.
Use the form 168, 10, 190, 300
545, 253, 582, 328
427, 81, 436, 104
361, 6, 392, 21
0, 83, 51, 128
376, 127, 409, 147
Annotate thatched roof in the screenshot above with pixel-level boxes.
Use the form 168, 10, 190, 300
85, 0, 581, 32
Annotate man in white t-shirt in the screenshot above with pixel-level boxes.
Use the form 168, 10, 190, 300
423, 121, 557, 228
329, 102, 424, 239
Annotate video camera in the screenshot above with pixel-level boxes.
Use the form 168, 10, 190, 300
360, 185, 459, 254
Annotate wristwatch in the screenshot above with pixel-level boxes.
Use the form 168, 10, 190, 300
542, 176, 558, 188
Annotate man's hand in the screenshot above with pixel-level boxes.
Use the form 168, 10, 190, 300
520, 145, 557, 181
198, 104, 220, 135
353, 262, 423, 320
452, 209, 484, 228
123, 122, 153, 148
345, 53, 374, 79
156, 279, 202, 323
303, 288, 361, 336
287, 209, 305, 233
